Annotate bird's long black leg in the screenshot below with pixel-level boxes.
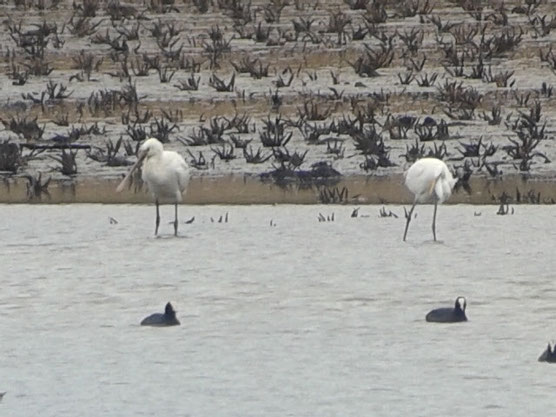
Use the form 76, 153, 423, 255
174, 203, 178, 236
155, 199, 160, 236
403, 201, 417, 242
432, 196, 438, 241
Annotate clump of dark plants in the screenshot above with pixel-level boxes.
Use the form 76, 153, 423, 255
1, 115, 44, 141
25, 172, 51, 200
0, 140, 23, 173
318, 186, 348, 204
259, 115, 292, 147
87, 137, 132, 166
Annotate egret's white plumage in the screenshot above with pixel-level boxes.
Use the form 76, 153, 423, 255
117, 138, 190, 236
403, 157, 456, 241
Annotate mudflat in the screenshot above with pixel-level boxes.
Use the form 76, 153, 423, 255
0, 0, 555, 204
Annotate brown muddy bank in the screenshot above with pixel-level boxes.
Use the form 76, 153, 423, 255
1, 173, 555, 204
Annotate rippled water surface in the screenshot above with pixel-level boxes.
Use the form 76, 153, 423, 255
1, 203, 556, 416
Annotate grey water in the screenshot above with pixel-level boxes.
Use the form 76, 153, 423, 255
1, 204, 556, 416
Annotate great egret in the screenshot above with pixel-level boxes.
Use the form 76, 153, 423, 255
425, 296, 468, 323
141, 302, 180, 326
117, 138, 190, 236
403, 157, 456, 242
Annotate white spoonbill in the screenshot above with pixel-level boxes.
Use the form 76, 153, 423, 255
116, 138, 190, 236
403, 157, 457, 242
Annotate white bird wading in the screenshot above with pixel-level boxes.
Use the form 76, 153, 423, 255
403, 157, 457, 242
117, 138, 190, 236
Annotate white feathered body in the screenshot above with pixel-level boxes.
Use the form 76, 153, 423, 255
140, 139, 190, 203
404, 158, 456, 204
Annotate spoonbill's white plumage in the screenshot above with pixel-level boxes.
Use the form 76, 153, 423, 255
403, 157, 456, 242
117, 138, 190, 236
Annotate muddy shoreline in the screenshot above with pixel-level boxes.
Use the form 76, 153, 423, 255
1, 173, 554, 204
1, 1, 555, 203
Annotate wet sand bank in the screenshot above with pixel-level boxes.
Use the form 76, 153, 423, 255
1, 0, 556, 196
1, 174, 554, 205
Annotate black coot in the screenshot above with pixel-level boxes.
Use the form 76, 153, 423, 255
141, 302, 180, 326
426, 296, 467, 323
538, 343, 556, 363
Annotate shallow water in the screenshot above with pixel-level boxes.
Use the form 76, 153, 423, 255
1, 203, 555, 416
